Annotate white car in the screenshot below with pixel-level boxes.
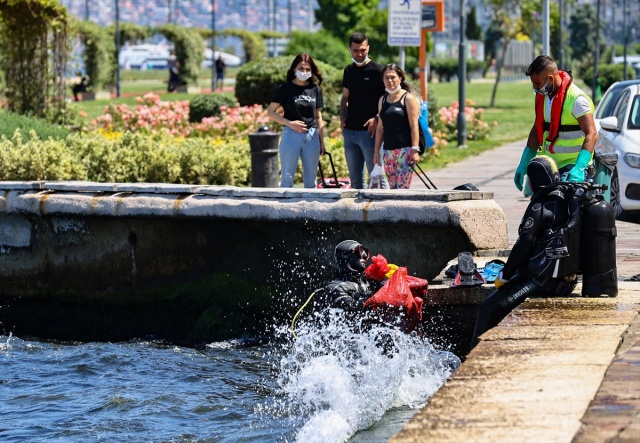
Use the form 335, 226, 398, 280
594, 79, 640, 131
594, 83, 640, 220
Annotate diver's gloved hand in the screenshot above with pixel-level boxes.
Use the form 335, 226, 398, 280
494, 271, 510, 289
564, 149, 593, 183
514, 146, 537, 191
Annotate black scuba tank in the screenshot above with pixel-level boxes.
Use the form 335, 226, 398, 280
580, 196, 618, 297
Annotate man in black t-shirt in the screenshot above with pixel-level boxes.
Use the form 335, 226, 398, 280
341, 33, 386, 189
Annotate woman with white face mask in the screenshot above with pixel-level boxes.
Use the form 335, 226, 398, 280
267, 53, 326, 188
373, 63, 421, 189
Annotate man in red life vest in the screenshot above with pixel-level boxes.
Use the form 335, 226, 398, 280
514, 55, 597, 190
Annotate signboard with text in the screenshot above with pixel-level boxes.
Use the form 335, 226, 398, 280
422, 0, 445, 32
388, 0, 422, 47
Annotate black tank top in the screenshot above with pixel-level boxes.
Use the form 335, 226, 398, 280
380, 92, 412, 150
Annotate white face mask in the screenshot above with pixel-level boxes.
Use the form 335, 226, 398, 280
385, 86, 401, 94
352, 56, 370, 66
533, 78, 553, 96
295, 70, 312, 81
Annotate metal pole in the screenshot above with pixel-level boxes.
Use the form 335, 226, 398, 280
457, 0, 467, 148
211, 0, 216, 91
272, 0, 277, 56
399, 47, 405, 71
85, 0, 89, 21
592, 0, 600, 103
168, 0, 172, 24
558, 0, 563, 68
288, 0, 292, 36
115, 0, 121, 98
623, 0, 628, 80
542, 0, 549, 55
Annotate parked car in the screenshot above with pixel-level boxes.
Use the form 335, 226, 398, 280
594, 79, 640, 131
594, 83, 640, 220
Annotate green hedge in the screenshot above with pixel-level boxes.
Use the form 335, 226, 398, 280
0, 130, 251, 185
0, 110, 71, 140
430, 58, 487, 82
189, 94, 238, 122
0, 128, 350, 186
583, 64, 637, 93
235, 56, 342, 119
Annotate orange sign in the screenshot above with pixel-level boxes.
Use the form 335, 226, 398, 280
422, 0, 444, 32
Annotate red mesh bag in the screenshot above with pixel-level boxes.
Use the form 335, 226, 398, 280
365, 254, 429, 299
365, 254, 394, 281
363, 267, 424, 333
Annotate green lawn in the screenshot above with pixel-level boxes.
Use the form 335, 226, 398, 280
421, 79, 534, 169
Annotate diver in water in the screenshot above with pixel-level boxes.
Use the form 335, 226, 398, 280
314, 240, 383, 317
471, 155, 580, 347
290, 239, 426, 339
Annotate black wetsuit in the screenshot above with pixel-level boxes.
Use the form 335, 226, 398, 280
314, 272, 382, 323
471, 184, 580, 347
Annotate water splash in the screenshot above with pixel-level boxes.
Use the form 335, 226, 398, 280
261, 311, 460, 443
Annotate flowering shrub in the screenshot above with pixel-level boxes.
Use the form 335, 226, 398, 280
89, 93, 271, 139
90, 93, 192, 136
436, 99, 497, 142
194, 104, 270, 138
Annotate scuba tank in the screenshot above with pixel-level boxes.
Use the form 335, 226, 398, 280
578, 185, 618, 297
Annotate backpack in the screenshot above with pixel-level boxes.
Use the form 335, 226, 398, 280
418, 100, 435, 154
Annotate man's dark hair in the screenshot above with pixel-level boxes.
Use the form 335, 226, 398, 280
349, 32, 368, 46
525, 55, 558, 76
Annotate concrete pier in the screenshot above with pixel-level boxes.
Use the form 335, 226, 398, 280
0, 181, 507, 343
396, 140, 640, 443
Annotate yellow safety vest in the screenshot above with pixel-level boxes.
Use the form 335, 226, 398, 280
540, 83, 594, 169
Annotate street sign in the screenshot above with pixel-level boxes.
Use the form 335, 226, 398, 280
388, 0, 422, 47
422, 0, 445, 32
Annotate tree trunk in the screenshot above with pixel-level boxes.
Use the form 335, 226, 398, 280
489, 38, 511, 108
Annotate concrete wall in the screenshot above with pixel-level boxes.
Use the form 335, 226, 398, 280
0, 182, 508, 343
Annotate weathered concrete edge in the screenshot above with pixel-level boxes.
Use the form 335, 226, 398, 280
388, 282, 640, 443
0, 187, 508, 250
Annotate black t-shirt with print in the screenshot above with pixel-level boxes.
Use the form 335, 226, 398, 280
342, 60, 385, 131
271, 82, 324, 129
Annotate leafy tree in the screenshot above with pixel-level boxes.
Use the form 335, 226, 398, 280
75, 20, 114, 90
466, 5, 483, 41
519, 0, 562, 60
156, 24, 204, 84
483, 19, 503, 65
568, 3, 601, 62
0, 0, 70, 121
484, 0, 522, 108
315, 0, 379, 41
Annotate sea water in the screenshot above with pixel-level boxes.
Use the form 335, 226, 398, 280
0, 311, 459, 443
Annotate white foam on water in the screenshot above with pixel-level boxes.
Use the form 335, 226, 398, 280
267, 310, 460, 443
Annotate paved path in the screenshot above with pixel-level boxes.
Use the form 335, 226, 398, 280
392, 141, 640, 443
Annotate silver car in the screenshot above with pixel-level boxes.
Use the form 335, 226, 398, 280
594, 83, 640, 220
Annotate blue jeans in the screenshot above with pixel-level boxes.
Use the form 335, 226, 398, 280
343, 129, 376, 189
279, 126, 321, 188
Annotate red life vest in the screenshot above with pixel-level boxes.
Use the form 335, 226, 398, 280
535, 70, 573, 153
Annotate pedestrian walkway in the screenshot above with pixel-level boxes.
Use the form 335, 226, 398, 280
392, 140, 640, 443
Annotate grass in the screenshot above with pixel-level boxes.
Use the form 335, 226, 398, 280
421, 79, 534, 170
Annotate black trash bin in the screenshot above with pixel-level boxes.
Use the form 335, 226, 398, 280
249, 126, 280, 187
